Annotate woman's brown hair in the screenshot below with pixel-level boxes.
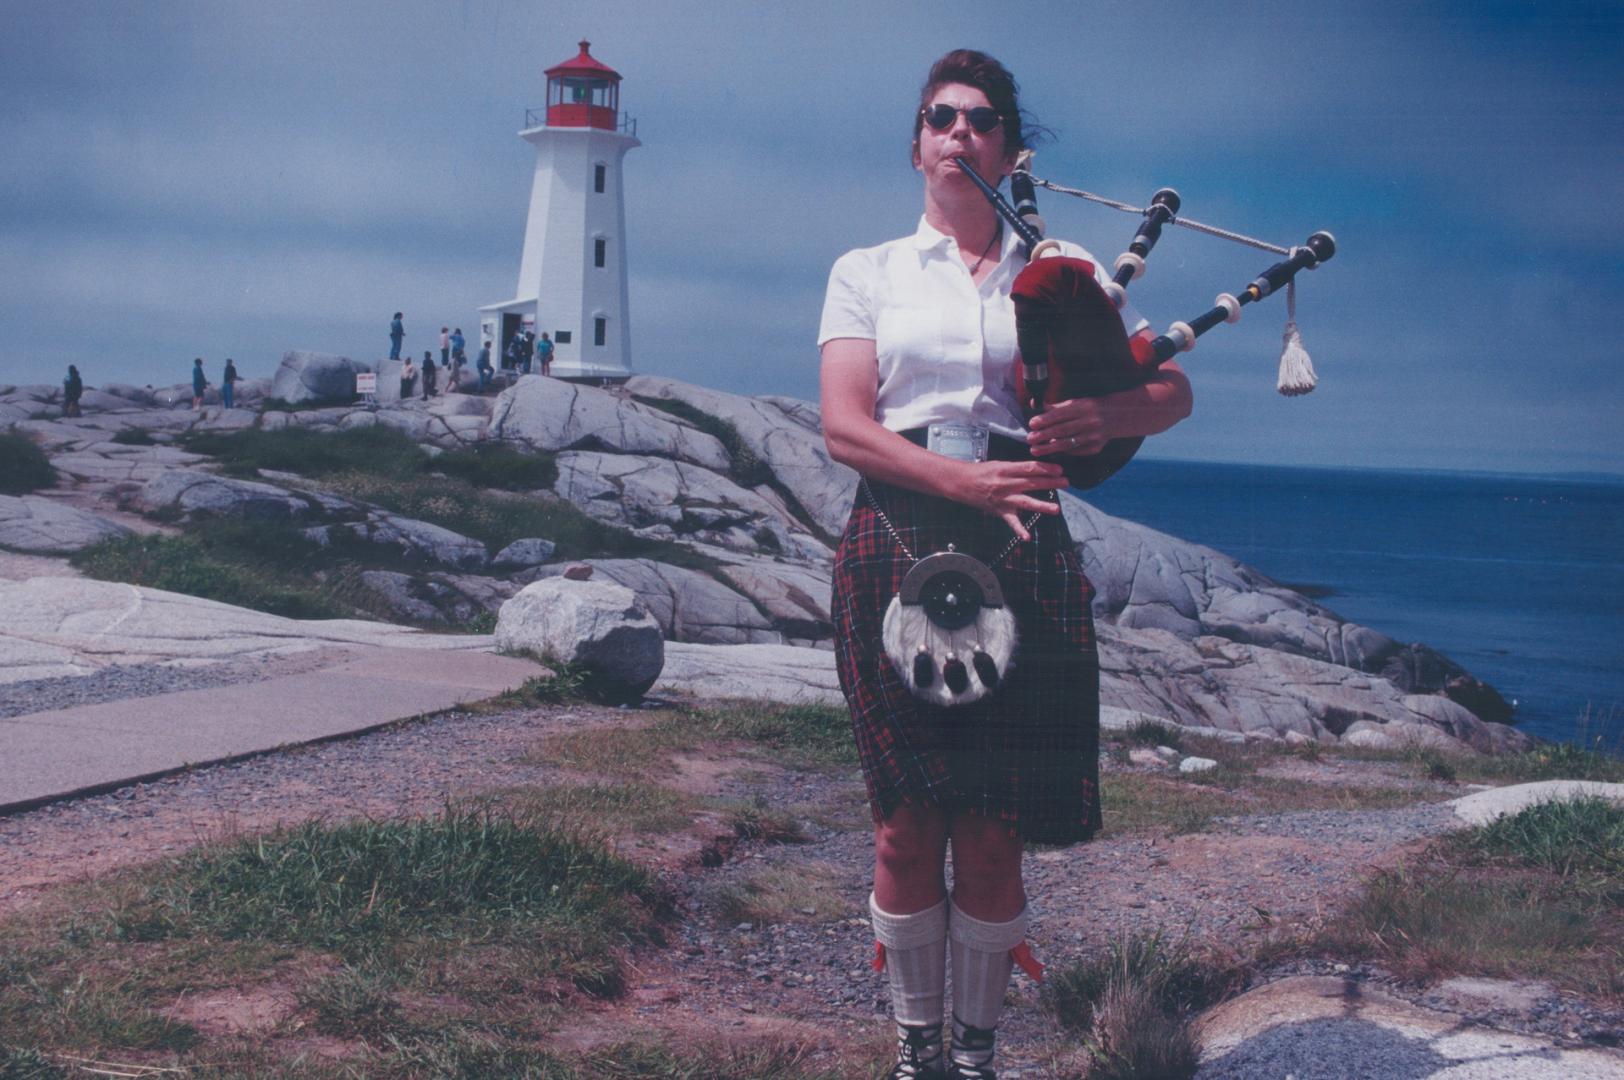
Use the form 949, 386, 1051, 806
912, 49, 1048, 159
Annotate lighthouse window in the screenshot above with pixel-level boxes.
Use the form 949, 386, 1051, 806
594, 238, 606, 267
594, 317, 606, 347
554, 331, 571, 344
594, 164, 606, 193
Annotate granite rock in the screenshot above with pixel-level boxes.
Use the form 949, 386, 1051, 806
0, 495, 132, 553
496, 578, 664, 702
270, 351, 369, 406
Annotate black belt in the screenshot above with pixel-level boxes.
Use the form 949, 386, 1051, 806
898, 426, 1032, 462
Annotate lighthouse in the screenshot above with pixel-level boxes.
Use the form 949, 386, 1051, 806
479, 41, 640, 381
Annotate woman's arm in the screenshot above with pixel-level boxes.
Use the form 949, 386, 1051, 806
1028, 333, 1194, 458
821, 338, 1067, 539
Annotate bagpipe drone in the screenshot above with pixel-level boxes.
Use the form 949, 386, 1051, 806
954, 154, 1337, 490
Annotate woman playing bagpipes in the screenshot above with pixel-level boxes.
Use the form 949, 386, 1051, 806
818, 49, 1194, 1079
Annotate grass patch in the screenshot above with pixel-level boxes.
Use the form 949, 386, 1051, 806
536, 701, 857, 778
1453, 795, 1624, 879
476, 661, 594, 711
723, 799, 809, 845
632, 394, 773, 489
106, 803, 670, 999
1341, 713, 1624, 786
700, 861, 849, 926
0, 1046, 66, 1079
0, 962, 199, 1057
1101, 773, 1241, 837
70, 530, 355, 620
296, 961, 401, 1038
503, 781, 700, 836
1044, 931, 1236, 1080
1311, 797, 1624, 1003
1125, 718, 1184, 750
178, 424, 713, 568
108, 427, 156, 446
181, 424, 428, 480
433, 441, 558, 491
0, 432, 56, 495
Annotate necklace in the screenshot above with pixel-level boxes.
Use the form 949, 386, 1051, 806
967, 224, 1001, 275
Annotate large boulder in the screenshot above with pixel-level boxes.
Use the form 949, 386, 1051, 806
306, 510, 488, 570
525, 557, 782, 645
134, 469, 319, 522
552, 450, 827, 560
623, 376, 858, 539
271, 351, 369, 406
495, 578, 663, 703
653, 641, 843, 706
0, 495, 131, 553
489, 376, 729, 470
1096, 622, 1536, 752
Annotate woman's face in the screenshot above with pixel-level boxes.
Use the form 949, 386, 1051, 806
914, 81, 1014, 190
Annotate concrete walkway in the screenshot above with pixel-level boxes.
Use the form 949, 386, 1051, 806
0, 645, 544, 814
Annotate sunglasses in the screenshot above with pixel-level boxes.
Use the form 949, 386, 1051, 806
920, 103, 1003, 134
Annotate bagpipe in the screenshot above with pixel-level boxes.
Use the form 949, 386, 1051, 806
954, 155, 1336, 489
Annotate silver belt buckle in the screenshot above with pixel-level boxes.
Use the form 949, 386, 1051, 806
927, 423, 990, 463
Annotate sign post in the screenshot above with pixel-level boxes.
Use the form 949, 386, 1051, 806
356, 371, 378, 409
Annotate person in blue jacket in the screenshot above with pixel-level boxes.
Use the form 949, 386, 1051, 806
389, 312, 405, 360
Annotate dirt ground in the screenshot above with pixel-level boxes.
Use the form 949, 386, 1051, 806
9, 695, 1563, 1077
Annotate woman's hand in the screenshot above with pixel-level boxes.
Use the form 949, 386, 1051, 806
1027, 396, 1111, 458
955, 459, 1066, 540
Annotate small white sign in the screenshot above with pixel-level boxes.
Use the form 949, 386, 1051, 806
356, 372, 378, 394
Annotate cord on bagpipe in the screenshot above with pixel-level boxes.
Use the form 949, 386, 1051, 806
952, 155, 1335, 489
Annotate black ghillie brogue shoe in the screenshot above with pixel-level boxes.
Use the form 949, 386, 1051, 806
946, 1016, 998, 1079
887, 1021, 947, 1080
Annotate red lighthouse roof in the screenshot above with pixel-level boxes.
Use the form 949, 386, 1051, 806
545, 40, 621, 81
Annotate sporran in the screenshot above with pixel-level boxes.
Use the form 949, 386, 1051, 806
866, 477, 1038, 707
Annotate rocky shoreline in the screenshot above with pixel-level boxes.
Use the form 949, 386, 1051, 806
1, 353, 1531, 755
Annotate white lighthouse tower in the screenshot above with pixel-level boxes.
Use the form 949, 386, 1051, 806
479, 40, 640, 381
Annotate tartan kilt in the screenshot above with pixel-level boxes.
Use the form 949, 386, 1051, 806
832, 478, 1103, 845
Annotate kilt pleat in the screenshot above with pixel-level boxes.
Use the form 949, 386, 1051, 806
832, 479, 1103, 845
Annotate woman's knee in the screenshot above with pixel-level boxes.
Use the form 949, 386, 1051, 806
874, 804, 948, 874
950, 815, 1024, 880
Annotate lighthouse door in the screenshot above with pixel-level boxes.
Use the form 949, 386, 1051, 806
501, 314, 522, 366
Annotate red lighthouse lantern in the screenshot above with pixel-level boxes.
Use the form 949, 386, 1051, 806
545, 40, 622, 130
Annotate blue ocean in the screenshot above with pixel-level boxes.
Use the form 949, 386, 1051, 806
1078, 459, 1624, 749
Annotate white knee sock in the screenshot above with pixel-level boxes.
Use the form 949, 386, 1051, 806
871, 893, 948, 1073
948, 900, 1029, 1074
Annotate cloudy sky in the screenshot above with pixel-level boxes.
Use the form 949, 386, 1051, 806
3, 1, 1620, 474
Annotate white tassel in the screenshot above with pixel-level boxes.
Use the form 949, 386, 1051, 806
1277, 322, 1317, 396
1276, 279, 1317, 396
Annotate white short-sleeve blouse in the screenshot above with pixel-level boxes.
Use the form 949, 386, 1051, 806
819, 216, 1148, 441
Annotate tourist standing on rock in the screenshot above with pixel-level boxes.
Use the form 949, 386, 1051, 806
62, 365, 83, 417
521, 331, 535, 375
400, 356, 416, 399
421, 351, 437, 399
537, 331, 554, 377
439, 326, 450, 367
504, 334, 521, 372
477, 340, 493, 391
389, 312, 405, 360
450, 327, 466, 367
221, 358, 239, 409
818, 50, 1192, 1080
191, 358, 209, 409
